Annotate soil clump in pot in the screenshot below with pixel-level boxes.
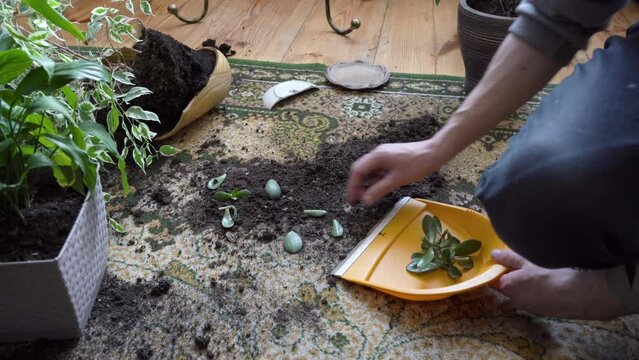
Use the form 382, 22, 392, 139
467, 0, 520, 17
129, 29, 216, 135
0, 183, 84, 262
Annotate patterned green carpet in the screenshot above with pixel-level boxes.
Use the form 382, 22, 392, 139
2, 59, 639, 359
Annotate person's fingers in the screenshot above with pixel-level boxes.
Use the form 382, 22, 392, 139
347, 153, 384, 203
491, 249, 527, 270
361, 173, 399, 205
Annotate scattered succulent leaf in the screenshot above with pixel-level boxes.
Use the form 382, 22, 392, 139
304, 209, 327, 217
109, 217, 126, 233
264, 179, 281, 199
447, 265, 462, 279
283, 231, 303, 254
207, 173, 227, 190
331, 219, 344, 237
219, 205, 237, 229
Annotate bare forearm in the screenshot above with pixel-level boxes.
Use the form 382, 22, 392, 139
431, 35, 563, 160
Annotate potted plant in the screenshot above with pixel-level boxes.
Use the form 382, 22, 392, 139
0, 0, 178, 341
458, 0, 519, 92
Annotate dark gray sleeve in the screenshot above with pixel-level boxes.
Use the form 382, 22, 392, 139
509, 0, 629, 64
606, 264, 639, 313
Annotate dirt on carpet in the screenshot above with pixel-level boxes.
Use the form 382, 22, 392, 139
120, 115, 446, 279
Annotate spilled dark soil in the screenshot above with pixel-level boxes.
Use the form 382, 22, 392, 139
0, 184, 84, 262
130, 29, 216, 135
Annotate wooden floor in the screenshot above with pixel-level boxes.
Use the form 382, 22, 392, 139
67, 0, 639, 83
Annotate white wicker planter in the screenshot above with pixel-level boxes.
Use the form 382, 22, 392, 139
0, 179, 108, 341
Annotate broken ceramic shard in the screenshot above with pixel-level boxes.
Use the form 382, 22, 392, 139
325, 61, 390, 90
263, 80, 319, 109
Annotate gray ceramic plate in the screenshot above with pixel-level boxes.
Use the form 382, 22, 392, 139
325, 61, 390, 90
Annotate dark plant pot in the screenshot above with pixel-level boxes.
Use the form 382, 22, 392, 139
458, 0, 516, 92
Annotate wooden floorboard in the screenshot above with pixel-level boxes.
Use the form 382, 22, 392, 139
66, 0, 639, 82
283, 0, 389, 64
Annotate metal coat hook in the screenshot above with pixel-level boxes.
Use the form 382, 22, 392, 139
168, 0, 209, 24
325, 0, 361, 35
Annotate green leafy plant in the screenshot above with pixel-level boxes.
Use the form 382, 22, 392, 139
407, 215, 482, 279
213, 188, 251, 201
0, 0, 177, 229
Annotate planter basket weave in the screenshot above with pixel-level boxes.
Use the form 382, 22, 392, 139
0, 180, 108, 341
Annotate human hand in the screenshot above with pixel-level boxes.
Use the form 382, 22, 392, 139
346, 140, 447, 204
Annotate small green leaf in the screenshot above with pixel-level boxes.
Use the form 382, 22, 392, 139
121, 86, 152, 102
107, 108, 120, 134
422, 215, 437, 243
213, 191, 233, 201
411, 252, 424, 261
61, 85, 78, 109
132, 147, 145, 170
454, 239, 482, 256
457, 257, 474, 270
207, 173, 227, 190
447, 265, 462, 279
230, 188, 251, 200
159, 145, 179, 156
112, 71, 134, 85
407, 260, 442, 274
331, 219, 344, 238
109, 217, 126, 233
125, 106, 159, 122
416, 247, 435, 268
140, 0, 153, 15
303, 209, 327, 217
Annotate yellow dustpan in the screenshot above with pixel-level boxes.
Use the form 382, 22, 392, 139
332, 197, 508, 301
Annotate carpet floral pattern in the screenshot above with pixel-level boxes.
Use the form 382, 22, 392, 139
2, 59, 638, 360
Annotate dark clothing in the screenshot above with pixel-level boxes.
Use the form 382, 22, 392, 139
510, 0, 628, 64
476, 25, 639, 311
